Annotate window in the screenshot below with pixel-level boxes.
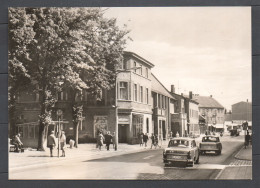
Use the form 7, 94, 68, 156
140, 65, 142, 75
158, 95, 161, 108
28, 125, 35, 138
119, 82, 128, 100
140, 86, 143, 102
58, 92, 63, 101
146, 88, 149, 104
134, 61, 137, 73
123, 61, 127, 70
146, 118, 149, 133
145, 68, 148, 78
134, 84, 137, 101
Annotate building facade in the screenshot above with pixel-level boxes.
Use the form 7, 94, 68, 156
13, 51, 175, 147
151, 74, 175, 141
192, 95, 225, 133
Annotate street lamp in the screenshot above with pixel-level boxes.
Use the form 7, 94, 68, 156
56, 109, 63, 157
114, 66, 141, 151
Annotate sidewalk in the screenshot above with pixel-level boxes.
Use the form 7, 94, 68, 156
216, 144, 252, 180
9, 141, 167, 171
235, 145, 252, 161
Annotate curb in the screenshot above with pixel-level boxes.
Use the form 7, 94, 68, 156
234, 145, 252, 161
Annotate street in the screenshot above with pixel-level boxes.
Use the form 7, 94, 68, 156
9, 135, 251, 180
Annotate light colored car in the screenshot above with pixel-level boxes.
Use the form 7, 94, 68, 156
163, 137, 200, 167
199, 136, 222, 155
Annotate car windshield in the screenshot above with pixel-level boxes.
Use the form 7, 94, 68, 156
202, 137, 219, 142
168, 140, 190, 147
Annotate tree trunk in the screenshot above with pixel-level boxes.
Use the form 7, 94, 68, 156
37, 121, 46, 151
74, 122, 79, 148
8, 89, 17, 138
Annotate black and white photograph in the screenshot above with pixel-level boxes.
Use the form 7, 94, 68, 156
8, 7, 252, 180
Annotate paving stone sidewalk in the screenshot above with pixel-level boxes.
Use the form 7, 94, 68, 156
9, 141, 168, 171
234, 145, 252, 161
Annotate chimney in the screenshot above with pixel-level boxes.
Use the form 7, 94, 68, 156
171, 85, 175, 93
181, 93, 183, 96
247, 99, 248, 102
189, 91, 192, 99
210, 95, 212, 98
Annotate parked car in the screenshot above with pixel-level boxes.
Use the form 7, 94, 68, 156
199, 136, 222, 155
163, 137, 200, 167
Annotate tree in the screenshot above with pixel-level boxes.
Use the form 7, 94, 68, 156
62, 8, 130, 147
8, 8, 34, 137
9, 7, 130, 150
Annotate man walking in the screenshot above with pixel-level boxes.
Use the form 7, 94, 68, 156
143, 133, 149, 147
104, 131, 113, 151
47, 131, 56, 157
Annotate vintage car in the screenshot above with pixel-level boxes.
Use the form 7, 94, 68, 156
199, 136, 222, 155
163, 137, 200, 167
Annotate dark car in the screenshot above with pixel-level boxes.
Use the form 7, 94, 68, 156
163, 137, 200, 167
199, 136, 222, 155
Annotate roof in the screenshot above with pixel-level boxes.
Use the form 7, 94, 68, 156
170, 137, 195, 141
123, 51, 155, 68
151, 73, 175, 99
192, 95, 224, 109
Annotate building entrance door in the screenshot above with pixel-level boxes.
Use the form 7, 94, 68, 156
118, 124, 128, 143
162, 120, 166, 140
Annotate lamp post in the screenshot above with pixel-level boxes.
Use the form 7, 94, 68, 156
56, 109, 63, 158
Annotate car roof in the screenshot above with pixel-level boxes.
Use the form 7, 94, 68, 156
203, 135, 219, 138
170, 137, 194, 141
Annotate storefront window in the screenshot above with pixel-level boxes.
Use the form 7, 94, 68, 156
133, 115, 143, 137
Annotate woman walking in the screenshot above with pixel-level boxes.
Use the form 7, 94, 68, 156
60, 131, 66, 157
97, 132, 105, 150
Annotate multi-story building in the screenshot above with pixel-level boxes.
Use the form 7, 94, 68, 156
185, 92, 199, 136
169, 86, 187, 137
13, 51, 174, 147
192, 95, 225, 133
151, 74, 175, 141
231, 101, 252, 130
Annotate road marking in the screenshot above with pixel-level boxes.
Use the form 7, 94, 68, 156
143, 155, 154, 160
164, 164, 226, 170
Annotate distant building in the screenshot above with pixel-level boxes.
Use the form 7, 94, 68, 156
192, 95, 225, 133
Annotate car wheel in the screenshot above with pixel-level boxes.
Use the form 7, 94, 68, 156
195, 155, 199, 164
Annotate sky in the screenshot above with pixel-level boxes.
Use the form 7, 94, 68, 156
104, 7, 251, 111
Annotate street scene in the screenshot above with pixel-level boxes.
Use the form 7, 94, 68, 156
8, 7, 251, 180
9, 133, 251, 179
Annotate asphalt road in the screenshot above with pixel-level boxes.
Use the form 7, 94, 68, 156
10, 135, 244, 180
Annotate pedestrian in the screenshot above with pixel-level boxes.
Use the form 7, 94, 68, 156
245, 131, 250, 149
60, 131, 66, 157
150, 133, 154, 149
143, 133, 149, 147
112, 132, 116, 149
13, 133, 23, 152
176, 131, 179, 138
104, 131, 113, 151
97, 132, 104, 150
47, 131, 56, 157
138, 132, 144, 147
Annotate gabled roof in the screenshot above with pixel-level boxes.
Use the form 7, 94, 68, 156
192, 95, 224, 109
151, 73, 175, 99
